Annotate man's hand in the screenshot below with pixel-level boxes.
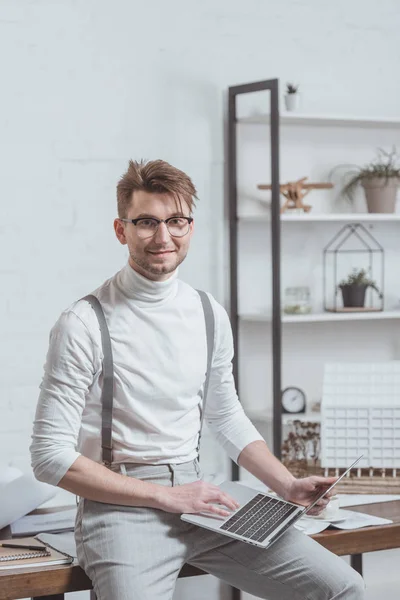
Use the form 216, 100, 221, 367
283, 475, 338, 516
154, 480, 240, 517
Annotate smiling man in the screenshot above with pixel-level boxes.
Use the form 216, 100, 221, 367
31, 160, 364, 600
115, 192, 193, 280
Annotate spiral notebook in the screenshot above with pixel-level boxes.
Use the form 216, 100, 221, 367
0, 536, 74, 570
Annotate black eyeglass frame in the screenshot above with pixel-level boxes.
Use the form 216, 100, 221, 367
119, 216, 193, 237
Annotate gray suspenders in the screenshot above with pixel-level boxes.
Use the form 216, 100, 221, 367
82, 295, 115, 466
82, 290, 215, 467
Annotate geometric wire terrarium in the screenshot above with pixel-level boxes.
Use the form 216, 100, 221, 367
323, 223, 384, 312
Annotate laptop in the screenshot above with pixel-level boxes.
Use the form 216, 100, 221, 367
181, 455, 363, 549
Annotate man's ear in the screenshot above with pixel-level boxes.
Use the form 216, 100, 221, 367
114, 219, 127, 245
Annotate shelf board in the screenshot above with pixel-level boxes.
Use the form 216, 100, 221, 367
239, 213, 400, 222
238, 112, 400, 128
247, 410, 321, 424
325, 307, 382, 313
240, 311, 400, 324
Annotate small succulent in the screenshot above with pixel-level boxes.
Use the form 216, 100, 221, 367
338, 268, 382, 296
331, 147, 400, 202
286, 83, 299, 95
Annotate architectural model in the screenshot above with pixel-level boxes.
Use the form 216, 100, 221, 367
321, 362, 400, 475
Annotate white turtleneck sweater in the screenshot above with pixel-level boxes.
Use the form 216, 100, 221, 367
30, 263, 263, 486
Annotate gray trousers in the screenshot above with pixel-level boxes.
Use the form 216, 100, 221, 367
75, 460, 365, 600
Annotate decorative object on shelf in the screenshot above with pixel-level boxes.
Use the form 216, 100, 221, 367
311, 401, 321, 413
283, 286, 312, 315
284, 82, 299, 111
319, 362, 400, 494
281, 386, 306, 414
257, 177, 334, 213
332, 147, 400, 214
281, 419, 321, 475
323, 223, 384, 313
338, 268, 382, 309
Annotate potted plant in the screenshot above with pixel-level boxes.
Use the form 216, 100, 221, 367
334, 148, 400, 213
284, 83, 299, 112
338, 268, 382, 308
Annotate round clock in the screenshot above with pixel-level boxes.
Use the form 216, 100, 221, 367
281, 387, 306, 414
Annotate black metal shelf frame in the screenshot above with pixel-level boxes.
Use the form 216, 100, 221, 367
227, 78, 282, 483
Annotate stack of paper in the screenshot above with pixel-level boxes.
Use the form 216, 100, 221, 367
10, 508, 77, 537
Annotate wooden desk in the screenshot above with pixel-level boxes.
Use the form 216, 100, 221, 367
1, 501, 399, 600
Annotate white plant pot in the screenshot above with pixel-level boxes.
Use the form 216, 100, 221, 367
284, 93, 299, 112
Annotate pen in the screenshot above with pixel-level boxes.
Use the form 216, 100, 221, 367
0, 543, 47, 551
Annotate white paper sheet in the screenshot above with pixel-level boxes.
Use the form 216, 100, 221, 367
0, 472, 56, 530
38, 487, 77, 509
36, 531, 77, 559
0, 465, 23, 487
295, 509, 393, 535
330, 509, 392, 530
11, 507, 76, 536
338, 494, 400, 507
294, 519, 330, 535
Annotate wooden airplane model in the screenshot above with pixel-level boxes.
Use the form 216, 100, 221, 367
258, 177, 334, 213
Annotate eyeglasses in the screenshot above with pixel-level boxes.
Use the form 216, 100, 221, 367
120, 216, 193, 239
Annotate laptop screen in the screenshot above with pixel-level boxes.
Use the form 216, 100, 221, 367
304, 455, 363, 515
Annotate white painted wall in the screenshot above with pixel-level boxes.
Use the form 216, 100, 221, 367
1, 0, 400, 598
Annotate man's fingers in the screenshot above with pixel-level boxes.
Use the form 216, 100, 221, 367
308, 508, 322, 516
219, 492, 240, 510
204, 487, 240, 511
200, 502, 232, 517
315, 498, 329, 507
313, 476, 338, 484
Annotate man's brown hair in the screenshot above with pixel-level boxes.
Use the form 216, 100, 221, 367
117, 159, 198, 218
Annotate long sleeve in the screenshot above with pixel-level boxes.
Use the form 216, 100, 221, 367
204, 299, 264, 463
30, 310, 100, 486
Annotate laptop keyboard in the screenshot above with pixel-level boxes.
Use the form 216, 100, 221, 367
220, 494, 299, 543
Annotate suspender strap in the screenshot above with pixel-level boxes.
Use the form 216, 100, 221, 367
196, 290, 215, 456
82, 294, 114, 466
82, 289, 215, 467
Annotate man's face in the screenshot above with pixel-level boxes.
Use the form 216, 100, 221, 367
114, 190, 194, 281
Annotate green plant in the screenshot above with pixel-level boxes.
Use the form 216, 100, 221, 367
286, 82, 299, 94
338, 268, 382, 297
332, 147, 400, 202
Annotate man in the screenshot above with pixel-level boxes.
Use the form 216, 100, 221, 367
31, 160, 364, 599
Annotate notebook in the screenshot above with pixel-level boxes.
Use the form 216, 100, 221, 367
181, 455, 363, 549
0, 536, 74, 570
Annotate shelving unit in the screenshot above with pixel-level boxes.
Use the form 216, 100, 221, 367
228, 78, 400, 481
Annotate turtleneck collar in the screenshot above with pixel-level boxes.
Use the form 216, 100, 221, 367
116, 262, 178, 305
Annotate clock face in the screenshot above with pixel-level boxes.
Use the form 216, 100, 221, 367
281, 387, 306, 414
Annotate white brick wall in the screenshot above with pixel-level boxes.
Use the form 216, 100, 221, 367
1, 1, 400, 598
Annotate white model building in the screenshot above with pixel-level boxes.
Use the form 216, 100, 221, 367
321, 362, 400, 472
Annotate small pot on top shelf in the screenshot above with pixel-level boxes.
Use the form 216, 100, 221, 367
284, 83, 300, 112
338, 268, 383, 309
